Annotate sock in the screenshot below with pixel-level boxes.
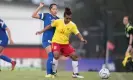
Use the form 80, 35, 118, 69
72, 61, 78, 74
0, 55, 12, 63
52, 58, 58, 73
46, 52, 54, 74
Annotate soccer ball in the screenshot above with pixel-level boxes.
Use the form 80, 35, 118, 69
99, 68, 110, 79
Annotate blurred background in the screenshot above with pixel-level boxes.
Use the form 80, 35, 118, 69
0, 0, 133, 72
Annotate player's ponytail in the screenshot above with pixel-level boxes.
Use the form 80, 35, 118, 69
64, 7, 72, 17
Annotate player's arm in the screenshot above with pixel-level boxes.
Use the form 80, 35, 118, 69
0, 21, 14, 44
36, 20, 58, 35
128, 27, 133, 45
36, 25, 52, 35
127, 27, 133, 53
6, 27, 14, 44
129, 34, 133, 45
76, 33, 87, 44
32, 3, 44, 19
72, 25, 87, 44
126, 34, 133, 53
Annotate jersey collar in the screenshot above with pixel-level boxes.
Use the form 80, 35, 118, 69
49, 13, 57, 18
63, 19, 71, 26
126, 23, 130, 28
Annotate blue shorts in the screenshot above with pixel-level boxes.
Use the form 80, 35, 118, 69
42, 40, 51, 48
0, 39, 8, 47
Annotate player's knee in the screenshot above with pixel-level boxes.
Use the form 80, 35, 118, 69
53, 52, 60, 60
0, 46, 4, 53
70, 55, 78, 61
45, 45, 52, 54
54, 56, 59, 60
54, 54, 59, 60
72, 57, 78, 61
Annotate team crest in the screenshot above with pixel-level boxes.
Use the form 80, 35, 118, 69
67, 28, 70, 30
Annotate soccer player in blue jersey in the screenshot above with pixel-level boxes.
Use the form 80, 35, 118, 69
32, 3, 59, 77
0, 19, 16, 71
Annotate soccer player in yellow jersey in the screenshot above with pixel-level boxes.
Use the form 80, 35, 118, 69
36, 7, 87, 78
123, 16, 133, 71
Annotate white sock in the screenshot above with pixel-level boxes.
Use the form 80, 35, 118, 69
52, 58, 58, 73
72, 61, 78, 74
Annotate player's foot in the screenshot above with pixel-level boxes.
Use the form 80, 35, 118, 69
11, 61, 16, 71
51, 72, 57, 78
52, 70, 57, 76
124, 57, 133, 72
72, 73, 84, 78
45, 74, 52, 78
51, 75, 55, 78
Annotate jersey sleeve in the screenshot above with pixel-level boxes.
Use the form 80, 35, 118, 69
128, 26, 133, 34
72, 24, 80, 35
0, 21, 7, 29
51, 20, 58, 27
39, 13, 47, 20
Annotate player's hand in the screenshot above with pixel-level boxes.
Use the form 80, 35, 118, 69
36, 31, 42, 35
81, 39, 87, 44
39, 2, 44, 8
10, 39, 14, 45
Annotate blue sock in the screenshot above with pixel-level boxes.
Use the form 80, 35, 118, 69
0, 55, 12, 63
46, 52, 54, 74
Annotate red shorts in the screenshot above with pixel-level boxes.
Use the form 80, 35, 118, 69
52, 43, 75, 57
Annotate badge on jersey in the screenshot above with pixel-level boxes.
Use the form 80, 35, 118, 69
0, 40, 2, 44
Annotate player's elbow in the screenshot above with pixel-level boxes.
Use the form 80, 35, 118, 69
32, 14, 36, 18
6, 27, 10, 32
32, 14, 39, 19
32, 13, 37, 18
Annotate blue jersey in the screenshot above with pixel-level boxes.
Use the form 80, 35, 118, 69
39, 13, 59, 42
0, 19, 8, 47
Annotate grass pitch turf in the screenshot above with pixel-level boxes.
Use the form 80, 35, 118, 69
0, 70, 133, 80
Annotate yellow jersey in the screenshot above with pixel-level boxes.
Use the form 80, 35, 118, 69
51, 19, 79, 44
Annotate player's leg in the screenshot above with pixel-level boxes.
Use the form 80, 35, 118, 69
63, 44, 84, 78
122, 46, 132, 67
127, 49, 133, 71
42, 41, 54, 77
43, 42, 59, 77
51, 43, 61, 78
52, 50, 60, 72
45, 46, 53, 75
0, 46, 16, 71
51, 50, 60, 78
69, 53, 84, 78
52, 43, 60, 73
52, 57, 58, 75
122, 44, 133, 71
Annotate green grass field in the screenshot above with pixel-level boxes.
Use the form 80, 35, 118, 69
0, 70, 133, 80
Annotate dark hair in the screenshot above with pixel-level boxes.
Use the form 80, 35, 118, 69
49, 3, 57, 10
64, 7, 72, 17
